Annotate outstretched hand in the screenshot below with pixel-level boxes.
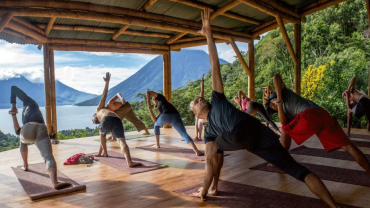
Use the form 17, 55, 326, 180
198, 8, 211, 36
103, 72, 111, 82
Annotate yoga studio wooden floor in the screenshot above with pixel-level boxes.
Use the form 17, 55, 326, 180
1, 125, 369, 208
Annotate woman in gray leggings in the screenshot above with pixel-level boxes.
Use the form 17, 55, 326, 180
9, 86, 71, 189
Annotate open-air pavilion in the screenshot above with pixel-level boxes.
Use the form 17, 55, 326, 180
1, 0, 370, 207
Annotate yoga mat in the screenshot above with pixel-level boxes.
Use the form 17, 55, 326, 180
250, 162, 370, 187
352, 140, 370, 148
94, 134, 158, 143
289, 145, 370, 161
12, 163, 86, 200
136, 144, 229, 161
350, 133, 370, 140
174, 180, 358, 208
181, 139, 204, 143
93, 150, 166, 174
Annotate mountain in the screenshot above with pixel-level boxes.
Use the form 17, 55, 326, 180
76, 50, 228, 105
0, 76, 97, 108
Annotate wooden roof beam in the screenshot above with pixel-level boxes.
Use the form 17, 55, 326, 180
0, 1, 253, 39
37, 24, 172, 38
299, 0, 347, 17
276, 15, 297, 65
1, 8, 252, 43
239, 0, 301, 24
166, 33, 187, 44
142, 0, 159, 11
210, 1, 241, 20
258, 0, 301, 19
170, 38, 227, 51
49, 44, 167, 55
230, 38, 251, 76
6, 20, 47, 43
2, 28, 25, 39
45, 17, 56, 36
12, 17, 45, 35
111, 25, 130, 41
0, 12, 14, 33
173, 36, 205, 44
223, 12, 261, 25
167, 0, 214, 11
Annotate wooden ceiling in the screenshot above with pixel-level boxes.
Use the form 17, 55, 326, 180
0, 0, 348, 54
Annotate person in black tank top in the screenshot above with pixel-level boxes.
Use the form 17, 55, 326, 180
187, 9, 339, 207
146, 91, 203, 156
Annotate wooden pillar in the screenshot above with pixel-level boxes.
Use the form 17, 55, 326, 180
294, 23, 301, 95
248, 42, 255, 100
230, 39, 251, 76
366, 0, 370, 131
43, 44, 52, 136
163, 52, 172, 128
49, 48, 58, 139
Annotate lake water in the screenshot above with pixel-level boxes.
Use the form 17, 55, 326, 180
0, 105, 98, 134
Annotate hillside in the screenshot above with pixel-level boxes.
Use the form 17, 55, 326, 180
76, 50, 228, 105
0, 76, 97, 108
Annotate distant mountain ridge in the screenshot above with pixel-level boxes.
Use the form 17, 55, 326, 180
0, 76, 97, 109
76, 50, 228, 106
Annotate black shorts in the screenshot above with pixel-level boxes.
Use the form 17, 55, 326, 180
99, 116, 125, 138
354, 97, 370, 120
249, 126, 311, 182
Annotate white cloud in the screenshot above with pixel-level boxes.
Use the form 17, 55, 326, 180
55, 66, 140, 94
0, 67, 45, 83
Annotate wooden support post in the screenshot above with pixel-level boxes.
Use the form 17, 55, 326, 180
294, 23, 301, 95
45, 17, 56, 36
0, 12, 14, 32
366, 0, 370, 131
248, 41, 255, 100
49, 48, 57, 139
43, 44, 52, 136
163, 52, 172, 128
230, 39, 251, 76
276, 15, 298, 66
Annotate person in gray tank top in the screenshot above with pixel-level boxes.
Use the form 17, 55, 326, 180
266, 74, 370, 176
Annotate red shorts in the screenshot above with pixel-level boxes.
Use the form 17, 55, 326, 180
282, 108, 351, 152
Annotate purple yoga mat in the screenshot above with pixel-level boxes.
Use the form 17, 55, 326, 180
12, 163, 86, 200
174, 180, 358, 208
289, 145, 370, 161
93, 150, 166, 175
351, 140, 370, 148
136, 144, 229, 161
250, 162, 370, 187
350, 133, 370, 140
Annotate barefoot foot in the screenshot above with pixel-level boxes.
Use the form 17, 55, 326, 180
152, 144, 160, 148
208, 189, 218, 196
21, 165, 28, 171
54, 182, 72, 189
128, 162, 143, 167
94, 153, 108, 157
267, 163, 274, 167
143, 131, 150, 135
195, 150, 204, 156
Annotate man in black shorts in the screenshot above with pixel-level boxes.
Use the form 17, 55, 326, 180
189, 9, 340, 208
92, 72, 142, 167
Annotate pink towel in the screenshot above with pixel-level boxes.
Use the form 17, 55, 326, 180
64, 153, 85, 165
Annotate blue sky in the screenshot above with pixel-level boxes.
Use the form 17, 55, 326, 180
0, 39, 256, 94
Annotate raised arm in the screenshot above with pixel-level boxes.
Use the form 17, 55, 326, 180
146, 91, 158, 122
347, 77, 356, 92
97, 72, 111, 111
200, 74, 205, 97
11, 114, 21, 135
273, 74, 287, 125
199, 9, 223, 93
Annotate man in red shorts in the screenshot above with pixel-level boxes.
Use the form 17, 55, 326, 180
266, 74, 370, 175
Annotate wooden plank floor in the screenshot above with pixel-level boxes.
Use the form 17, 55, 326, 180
1, 125, 370, 208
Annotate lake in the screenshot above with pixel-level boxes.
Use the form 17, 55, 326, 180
0, 105, 98, 134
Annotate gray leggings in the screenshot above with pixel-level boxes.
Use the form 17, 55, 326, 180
20, 123, 56, 169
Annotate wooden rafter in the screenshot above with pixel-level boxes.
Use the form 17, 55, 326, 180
111, 25, 130, 41
142, 0, 158, 11
230, 38, 251, 77
276, 15, 297, 66
49, 44, 168, 54
210, 1, 241, 20
12, 17, 45, 35
45, 17, 56, 36
2, 28, 25, 39
0, 8, 251, 43
167, 0, 214, 11
6, 20, 47, 42
166, 33, 187, 44
258, 0, 300, 19
170, 39, 226, 51
222, 12, 261, 25
37, 24, 172, 39
0, 1, 252, 39
300, 0, 347, 16
0, 12, 14, 33
239, 0, 300, 24
173, 36, 205, 44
